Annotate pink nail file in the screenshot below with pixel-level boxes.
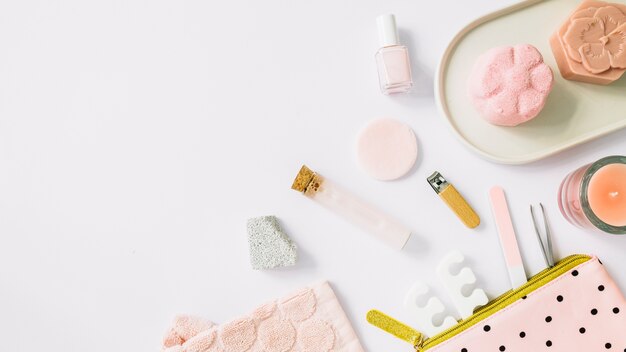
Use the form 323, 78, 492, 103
489, 186, 527, 289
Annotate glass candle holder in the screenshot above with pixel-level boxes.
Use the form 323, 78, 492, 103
558, 155, 626, 234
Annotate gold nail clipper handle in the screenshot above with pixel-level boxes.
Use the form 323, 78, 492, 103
428, 172, 480, 229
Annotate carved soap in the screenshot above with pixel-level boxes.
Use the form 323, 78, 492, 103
550, 0, 626, 85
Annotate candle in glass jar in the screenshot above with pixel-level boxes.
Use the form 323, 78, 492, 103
558, 155, 626, 235
587, 163, 626, 227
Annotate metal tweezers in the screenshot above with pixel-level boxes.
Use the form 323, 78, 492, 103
530, 203, 555, 268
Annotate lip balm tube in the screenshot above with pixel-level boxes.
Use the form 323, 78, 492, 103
291, 165, 412, 250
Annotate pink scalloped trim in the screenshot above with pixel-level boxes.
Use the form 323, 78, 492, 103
252, 301, 277, 322
163, 315, 214, 348
219, 317, 256, 352
258, 315, 296, 352
279, 288, 317, 322
297, 319, 335, 352
183, 330, 216, 351
161, 284, 354, 352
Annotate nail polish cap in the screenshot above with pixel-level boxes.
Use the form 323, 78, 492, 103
377, 14, 399, 47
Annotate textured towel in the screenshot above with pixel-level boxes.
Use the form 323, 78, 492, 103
161, 282, 364, 352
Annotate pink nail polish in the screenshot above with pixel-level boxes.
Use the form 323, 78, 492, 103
375, 14, 413, 94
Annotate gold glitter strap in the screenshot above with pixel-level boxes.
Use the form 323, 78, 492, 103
366, 309, 424, 349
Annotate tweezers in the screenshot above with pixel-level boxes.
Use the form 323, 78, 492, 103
530, 203, 555, 268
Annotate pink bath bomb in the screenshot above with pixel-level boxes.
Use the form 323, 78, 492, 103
468, 44, 554, 127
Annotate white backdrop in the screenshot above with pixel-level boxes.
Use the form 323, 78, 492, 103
1, 1, 625, 351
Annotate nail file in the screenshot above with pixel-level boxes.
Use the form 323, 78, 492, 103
488, 186, 527, 289
366, 310, 423, 347
436, 250, 489, 319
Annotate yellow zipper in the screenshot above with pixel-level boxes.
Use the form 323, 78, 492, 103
368, 254, 591, 352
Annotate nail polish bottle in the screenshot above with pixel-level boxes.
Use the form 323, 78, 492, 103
375, 14, 413, 94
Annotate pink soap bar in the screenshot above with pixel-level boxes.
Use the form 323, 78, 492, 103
468, 44, 554, 127
550, 1, 626, 85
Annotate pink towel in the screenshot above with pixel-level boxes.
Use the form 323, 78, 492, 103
161, 281, 364, 352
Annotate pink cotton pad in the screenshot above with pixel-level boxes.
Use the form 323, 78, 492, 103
468, 44, 554, 127
356, 118, 418, 181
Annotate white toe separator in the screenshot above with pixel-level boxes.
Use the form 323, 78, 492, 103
437, 250, 489, 319
404, 281, 457, 337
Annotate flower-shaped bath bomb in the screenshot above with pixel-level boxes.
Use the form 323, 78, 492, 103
468, 44, 554, 127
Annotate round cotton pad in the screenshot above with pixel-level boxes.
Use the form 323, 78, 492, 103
356, 118, 418, 181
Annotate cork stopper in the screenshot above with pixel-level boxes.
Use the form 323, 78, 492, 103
291, 165, 315, 193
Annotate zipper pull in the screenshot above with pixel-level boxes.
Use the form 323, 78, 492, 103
367, 309, 425, 351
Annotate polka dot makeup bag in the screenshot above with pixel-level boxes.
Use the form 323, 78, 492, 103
160, 281, 365, 352
369, 255, 626, 352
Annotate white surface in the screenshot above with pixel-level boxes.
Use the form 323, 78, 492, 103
437, 0, 626, 164
1, 1, 625, 351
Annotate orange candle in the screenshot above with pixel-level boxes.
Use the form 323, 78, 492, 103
559, 156, 626, 235
588, 163, 626, 227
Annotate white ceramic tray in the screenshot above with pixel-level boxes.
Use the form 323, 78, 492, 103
435, 0, 626, 165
